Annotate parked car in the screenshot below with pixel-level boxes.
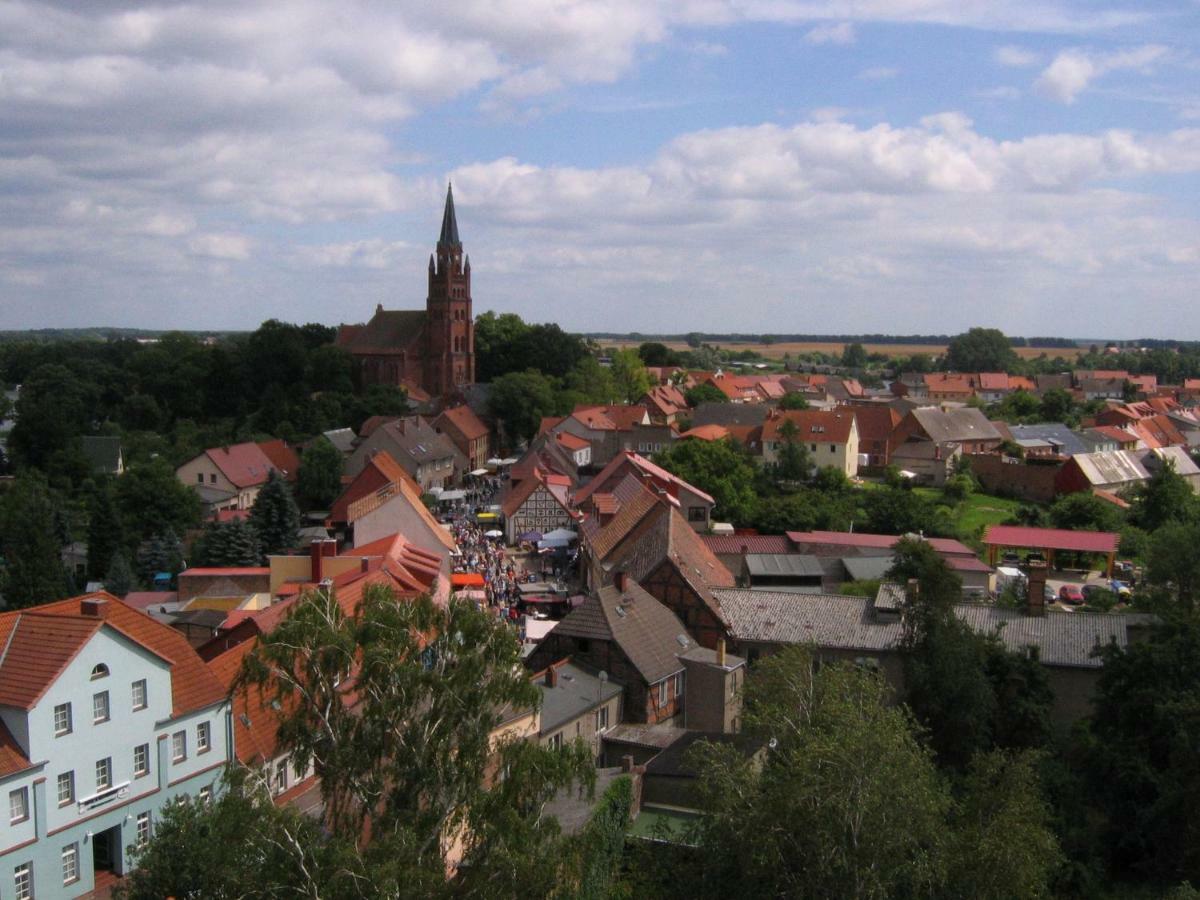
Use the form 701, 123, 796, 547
1001, 552, 1021, 566
1109, 579, 1133, 600
1058, 584, 1085, 606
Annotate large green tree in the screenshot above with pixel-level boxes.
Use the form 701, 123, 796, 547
1131, 460, 1197, 532
0, 475, 72, 607
7, 363, 96, 472
191, 520, 263, 568
115, 457, 202, 542
239, 586, 594, 892
946, 328, 1018, 373
488, 369, 562, 446
86, 483, 126, 581
296, 436, 344, 510
653, 438, 758, 525
248, 470, 301, 558
610, 349, 652, 404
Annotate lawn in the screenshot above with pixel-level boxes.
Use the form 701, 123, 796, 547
952, 492, 1025, 539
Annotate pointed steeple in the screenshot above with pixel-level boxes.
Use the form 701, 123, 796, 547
438, 182, 460, 247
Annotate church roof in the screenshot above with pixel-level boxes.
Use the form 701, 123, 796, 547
337, 308, 427, 353
439, 183, 460, 247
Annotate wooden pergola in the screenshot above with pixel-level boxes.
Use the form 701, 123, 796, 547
982, 525, 1120, 577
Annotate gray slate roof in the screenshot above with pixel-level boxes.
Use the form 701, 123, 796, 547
690, 402, 769, 428
841, 556, 895, 582
538, 661, 624, 733
1006, 423, 1088, 457
716, 588, 1154, 669
745, 554, 823, 578
550, 581, 695, 683
910, 407, 1002, 444
323, 427, 357, 455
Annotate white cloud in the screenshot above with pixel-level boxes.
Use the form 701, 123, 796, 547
1036, 44, 1169, 103
858, 66, 899, 80
995, 45, 1040, 67
189, 233, 252, 260
804, 21, 856, 45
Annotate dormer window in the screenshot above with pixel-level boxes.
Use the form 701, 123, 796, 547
90, 663, 109, 680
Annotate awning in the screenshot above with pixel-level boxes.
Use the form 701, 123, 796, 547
451, 573, 485, 588
469, 468, 490, 476
475, 512, 498, 520
542, 527, 577, 541
499, 457, 519, 465
484, 529, 504, 538
538, 537, 571, 549
486, 458, 504, 466
438, 490, 466, 501
518, 530, 544, 542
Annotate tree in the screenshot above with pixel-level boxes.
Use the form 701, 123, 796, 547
115, 457, 202, 542
1131, 460, 1197, 532
863, 485, 944, 536
774, 418, 811, 483
684, 383, 728, 407
946, 328, 1018, 373
1146, 520, 1200, 611
637, 341, 675, 366
86, 484, 125, 581
239, 586, 594, 890
192, 520, 263, 568
776, 391, 810, 410
488, 369, 561, 446
840, 342, 868, 368
1040, 387, 1076, 424
0, 475, 72, 607
1049, 491, 1124, 532
686, 646, 950, 899
135, 529, 183, 586
248, 470, 300, 558
7, 363, 96, 471
610, 349, 652, 404
103, 550, 136, 597
296, 436, 344, 510
654, 439, 758, 525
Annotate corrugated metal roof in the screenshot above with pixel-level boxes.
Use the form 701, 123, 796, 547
745, 554, 823, 578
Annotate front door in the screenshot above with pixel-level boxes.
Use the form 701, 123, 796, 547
92, 824, 122, 874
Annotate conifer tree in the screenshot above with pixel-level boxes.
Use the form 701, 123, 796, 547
87, 484, 125, 581
248, 470, 300, 558
296, 436, 344, 510
104, 550, 136, 597
0, 475, 72, 608
192, 520, 262, 567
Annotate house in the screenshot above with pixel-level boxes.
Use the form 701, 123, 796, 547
640, 385, 688, 426
321, 427, 358, 457
176, 439, 301, 513
575, 451, 715, 533
891, 406, 1002, 485
583, 481, 736, 649
541, 405, 655, 468
716, 583, 1153, 725
1055, 446, 1200, 496
433, 405, 491, 474
525, 576, 743, 729
501, 468, 575, 544
923, 373, 978, 402
850, 405, 902, 467
348, 477, 457, 556
329, 451, 423, 528
784, 531, 991, 595
346, 416, 461, 491
0, 593, 230, 897
758, 409, 860, 477
80, 436, 125, 476
533, 660, 624, 761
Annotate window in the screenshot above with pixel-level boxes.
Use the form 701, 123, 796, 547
674, 672, 684, 700
196, 472, 203, 483
131, 679, 147, 711
56, 772, 74, 807
595, 705, 609, 734
62, 843, 79, 885
90, 663, 109, 680
198, 786, 212, 805
96, 757, 112, 791
293, 759, 307, 783
134, 743, 150, 778
549, 733, 563, 750
136, 812, 151, 847
210, 473, 217, 484
172, 730, 187, 763
197, 721, 211, 753
54, 702, 72, 736
274, 759, 288, 795
14, 862, 32, 900
9, 787, 28, 824
93, 690, 110, 723
687, 506, 707, 522
658, 680, 668, 706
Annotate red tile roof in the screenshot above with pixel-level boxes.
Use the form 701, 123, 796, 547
679, 424, 730, 441
258, 439, 301, 481
978, 372, 1009, 391
0, 593, 227, 720
701, 534, 794, 555
0, 718, 31, 777
436, 405, 489, 442
574, 451, 715, 506
555, 431, 590, 451
785, 530, 976, 557
983, 525, 1120, 554
206, 442, 278, 489
181, 567, 271, 577
761, 409, 855, 444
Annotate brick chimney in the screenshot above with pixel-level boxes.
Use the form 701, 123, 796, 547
81, 597, 109, 618
717, 638, 727, 667
1026, 561, 1048, 617
546, 666, 558, 688
614, 570, 628, 593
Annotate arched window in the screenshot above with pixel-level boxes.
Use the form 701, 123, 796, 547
91, 663, 109, 680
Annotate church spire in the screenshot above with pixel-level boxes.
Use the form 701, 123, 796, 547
438, 182, 460, 247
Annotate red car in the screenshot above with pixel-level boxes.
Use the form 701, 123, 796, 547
1058, 585, 1085, 606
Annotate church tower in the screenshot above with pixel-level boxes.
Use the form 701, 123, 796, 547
425, 183, 474, 395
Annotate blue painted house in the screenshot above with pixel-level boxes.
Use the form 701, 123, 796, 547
0, 593, 231, 898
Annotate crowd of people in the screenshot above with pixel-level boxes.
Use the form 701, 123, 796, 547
449, 518, 528, 617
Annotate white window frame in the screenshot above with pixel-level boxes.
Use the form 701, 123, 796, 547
172, 730, 187, 763
273, 759, 288, 795
96, 757, 112, 791
132, 679, 147, 711
62, 842, 79, 885
134, 743, 150, 778
14, 861, 33, 900
595, 705, 609, 734
197, 721, 211, 754
136, 811, 151, 847
549, 732, 563, 750
54, 702, 72, 736
658, 680, 668, 706
198, 786, 212, 805
93, 690, 110, 724
56, 772, 74, 807
9, 787, 28, 824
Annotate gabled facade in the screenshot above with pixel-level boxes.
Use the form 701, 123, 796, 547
0, 594, 230, 897
758, 409, 860, 477
346, 416, 460, 491
433, 405, 490, 473
176, 439, 300, 512
501, 470, 575, 544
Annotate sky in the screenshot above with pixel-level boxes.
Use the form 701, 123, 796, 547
1, 1, 1199, 339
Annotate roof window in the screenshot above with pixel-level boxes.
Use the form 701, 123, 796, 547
90, 663, 109, 680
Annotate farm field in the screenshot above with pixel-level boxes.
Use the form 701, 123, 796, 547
600, 339, 1085, 361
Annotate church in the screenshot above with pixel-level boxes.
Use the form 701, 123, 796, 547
336, 185, 475, 398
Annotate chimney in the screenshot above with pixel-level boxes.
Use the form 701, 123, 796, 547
1026, 561, 1048, 617
81, 597, 109, 618
717, 638, 727, 667
614, 570, 628, 593
310, 539, 325, 583
546, 666, 558, 688
621, 754, 634, 773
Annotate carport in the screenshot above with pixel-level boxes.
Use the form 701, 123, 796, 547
982, 524, 1119, 577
